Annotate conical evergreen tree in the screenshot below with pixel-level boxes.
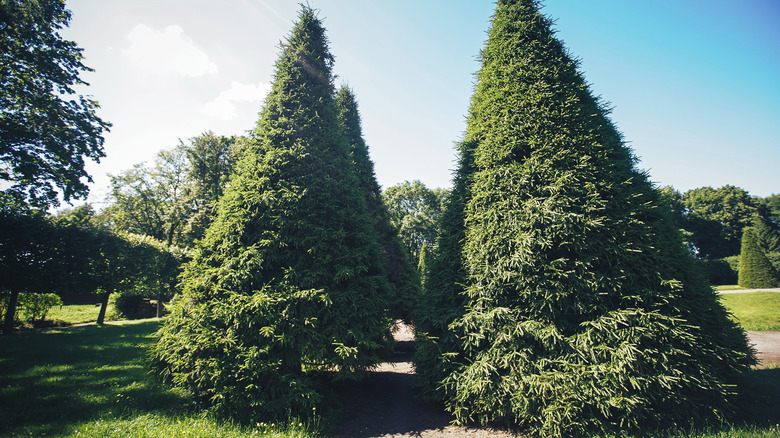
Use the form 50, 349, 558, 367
150, 7, 391, 421
738, 227, 779, 288
334, 85, 420, 321
415, 1, 754, 436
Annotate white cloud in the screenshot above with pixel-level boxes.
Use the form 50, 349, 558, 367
203, 81, 272, 120
123, 24, 218, 77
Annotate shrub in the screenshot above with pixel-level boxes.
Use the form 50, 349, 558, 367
739, 228, 779, 288
113, 290, 157, 320
18, 292, 62, 322
700, 257, 738, 285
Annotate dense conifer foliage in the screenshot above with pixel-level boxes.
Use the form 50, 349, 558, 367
738, 228, 779, 288
415, 1, 754, 436
150, 8, 392, 421
335, 86, 420, 321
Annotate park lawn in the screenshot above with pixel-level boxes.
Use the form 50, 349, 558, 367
0, 317, 777, 437
0, 319, 314, 438
720, 292, 780, 331
47, 303, 106, 325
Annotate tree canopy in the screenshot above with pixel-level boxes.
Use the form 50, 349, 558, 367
0, 0, 110, 209
382, 180, 449, 265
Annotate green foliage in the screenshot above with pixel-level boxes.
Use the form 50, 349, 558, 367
113, 291, 158, 320
151, 7, 391, 422
700, 257, 739, 285
0, 0, 110, 210
101, 132, 242, 247
382, 180, 449, 265
738, 228, 779, 289
682, 186, 758, 258
17, 292, 62, 322
0, 210, 186, 330
415, 1, 754, 436
336, 85, 420, 321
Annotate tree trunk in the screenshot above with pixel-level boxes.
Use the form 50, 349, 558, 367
2, 290, 20, 335
156, 289, 163, 318
96, 291, 110, 325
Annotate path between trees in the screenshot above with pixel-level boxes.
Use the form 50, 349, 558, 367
331, 323, 780, 438
717, 288, 780, 294
332, 322, 518, 438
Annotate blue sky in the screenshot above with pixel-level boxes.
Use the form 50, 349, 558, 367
62, 0, 779, 206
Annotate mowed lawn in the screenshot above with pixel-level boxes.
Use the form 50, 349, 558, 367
720, 292, 780, 331
1, 309, 778, 437
0, 319, 313, 438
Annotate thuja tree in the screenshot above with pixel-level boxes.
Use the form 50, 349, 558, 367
150, 7, 392, 422
335, 85, 419, 321
738, 227, 779, 288
415, 1, 754, 436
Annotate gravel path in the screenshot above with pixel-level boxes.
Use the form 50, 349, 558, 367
717, 288, 780, 294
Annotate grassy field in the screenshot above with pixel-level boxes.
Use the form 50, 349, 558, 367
720, 292, 780, 331
0, 319, 313, 438
47, 303, 107, 325
1, 313, 778, 437
716, 285, 745, 291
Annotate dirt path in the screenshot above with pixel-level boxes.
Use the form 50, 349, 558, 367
332, 323, 518, 438
331, 324, 780, 437
747, 331, 780, 368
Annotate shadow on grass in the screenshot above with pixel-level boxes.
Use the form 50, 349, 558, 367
0, 320, 194, 437
737, 367, 780, 427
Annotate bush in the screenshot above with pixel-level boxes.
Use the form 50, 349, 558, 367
739, 228, 779, 289
113, 291, 157, 320
18, 292, 62, 322
700, 257, 738, 285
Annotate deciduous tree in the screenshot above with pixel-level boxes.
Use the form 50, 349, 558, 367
0, 0, 110, 209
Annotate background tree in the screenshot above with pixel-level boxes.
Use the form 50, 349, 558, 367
182, 131, 243, 242
1, 0, 110, 210
1, 207, 187, 332
682, 185, 757, 258
415, 1, 753, 435
336, 85, 419, 321
381, 180, 449, 267
101, 132, 241, 247
738, 227, 779, 289
103, 146, 192, 247
151, 7, 392, 421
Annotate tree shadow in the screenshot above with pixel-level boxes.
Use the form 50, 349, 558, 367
0, 320, 194, 436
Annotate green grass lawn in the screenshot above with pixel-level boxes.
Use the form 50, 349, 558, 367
0, 318, 777, 437
716, 285, 744, 291
47, 303, 106, 325
720, 292, 780, 331
0, 319, 313, 438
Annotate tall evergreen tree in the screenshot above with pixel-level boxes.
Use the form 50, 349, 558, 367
150, 7, 391, 421
415, 1, 753, 436
335, 85, 419, 321
738, 227, 779, 288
